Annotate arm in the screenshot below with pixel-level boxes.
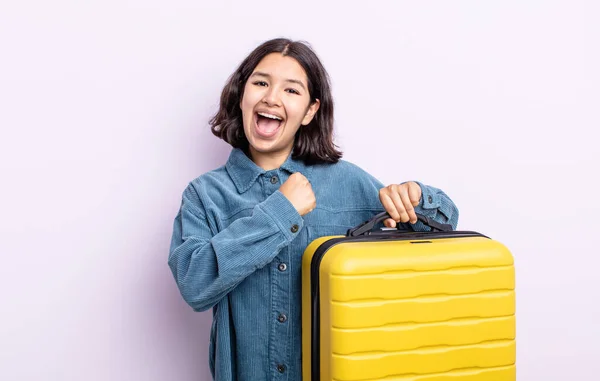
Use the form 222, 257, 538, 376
168, 184, 303, 312
359, 168, 459, 231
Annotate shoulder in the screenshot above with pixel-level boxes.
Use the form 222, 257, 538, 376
188, 165, 231, 192
179, 165, 234, 210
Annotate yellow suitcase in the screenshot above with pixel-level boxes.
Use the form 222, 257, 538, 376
302, 212, 516, 381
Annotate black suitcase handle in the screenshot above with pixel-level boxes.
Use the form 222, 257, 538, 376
347, 211, 453, 236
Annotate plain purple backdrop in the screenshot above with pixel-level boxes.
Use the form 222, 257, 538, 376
1, 1, 599, 380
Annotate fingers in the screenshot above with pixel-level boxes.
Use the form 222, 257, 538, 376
281, 172, 315, 216
399, 187, 417, 224
389, 185, 411, 223
408, 182, 421, 207
380, 192, 401, 222
379, 183, 420, 224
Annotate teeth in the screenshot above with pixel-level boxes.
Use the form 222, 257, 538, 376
258, 112, 282, 121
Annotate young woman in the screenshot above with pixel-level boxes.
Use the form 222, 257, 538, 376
168, 38, 459, 381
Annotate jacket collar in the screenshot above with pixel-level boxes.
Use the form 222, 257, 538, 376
225, 148, 312, 193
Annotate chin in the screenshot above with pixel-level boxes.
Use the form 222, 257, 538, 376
250, 142, 279, 154
247, 134, 281, 152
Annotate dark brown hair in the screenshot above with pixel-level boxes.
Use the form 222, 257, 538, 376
209, 38, 342, 164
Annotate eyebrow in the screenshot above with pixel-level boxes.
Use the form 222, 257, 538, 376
250, 71, 306, 91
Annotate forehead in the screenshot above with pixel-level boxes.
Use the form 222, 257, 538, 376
252, 53, 308, 85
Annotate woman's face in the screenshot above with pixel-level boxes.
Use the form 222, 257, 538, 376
240, 53, 320, 165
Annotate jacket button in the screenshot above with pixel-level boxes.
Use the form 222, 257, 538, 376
428, 195, 433, 203
277, 364, 286, 373
270, 176, 278, 184
278, 314, 287, 323
278, 263, 287, 272
290, 224, 299, 233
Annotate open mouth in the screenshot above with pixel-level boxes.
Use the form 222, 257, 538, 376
254, 111, 284, 138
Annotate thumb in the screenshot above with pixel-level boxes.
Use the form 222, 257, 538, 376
383, 218, 397, 228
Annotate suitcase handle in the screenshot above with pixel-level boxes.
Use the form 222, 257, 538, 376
347, 211, 453, 236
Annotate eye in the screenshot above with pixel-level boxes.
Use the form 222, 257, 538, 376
253, 81, 268, 87
286, 88, 300, 95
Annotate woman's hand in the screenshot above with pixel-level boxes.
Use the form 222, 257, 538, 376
279, 172, 316, 216
379, 182, 422, 228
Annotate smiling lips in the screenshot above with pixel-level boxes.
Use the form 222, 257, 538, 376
255, 111, 284, 138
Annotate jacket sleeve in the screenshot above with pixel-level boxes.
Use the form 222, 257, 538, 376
409, 181, 460, 231
168, 184, 303, 312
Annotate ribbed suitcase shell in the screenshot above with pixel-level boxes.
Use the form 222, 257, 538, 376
302, 231, 516, 381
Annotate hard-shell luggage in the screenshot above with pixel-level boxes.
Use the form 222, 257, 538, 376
302, 212, 516, 381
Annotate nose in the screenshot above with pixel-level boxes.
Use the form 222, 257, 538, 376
262, 86, 281, 107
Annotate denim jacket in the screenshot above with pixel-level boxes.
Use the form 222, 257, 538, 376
168, 148, 459, 381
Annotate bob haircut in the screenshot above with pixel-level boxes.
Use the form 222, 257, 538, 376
209, 38, 342, 164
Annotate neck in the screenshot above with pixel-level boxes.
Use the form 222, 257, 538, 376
249, 146, 292, 171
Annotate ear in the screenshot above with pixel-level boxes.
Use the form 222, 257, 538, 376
301, 99, 321, 126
